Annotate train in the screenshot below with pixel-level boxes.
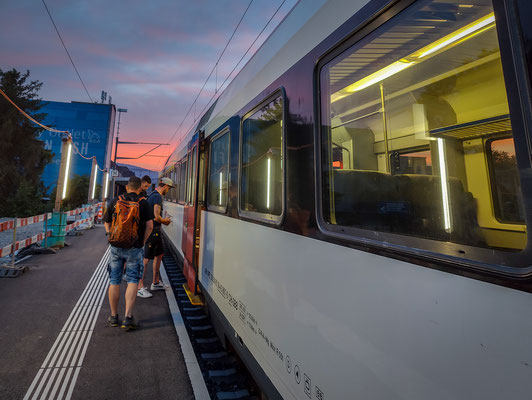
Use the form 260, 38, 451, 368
158, 0, 532, 398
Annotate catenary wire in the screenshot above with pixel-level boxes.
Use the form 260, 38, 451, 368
41, 0, 94, 103
170, 0, 287, 151
166, 0, 255, 145
1, 87, 107, 171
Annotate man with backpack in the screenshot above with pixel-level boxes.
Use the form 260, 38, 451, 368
104, 176, 153, 330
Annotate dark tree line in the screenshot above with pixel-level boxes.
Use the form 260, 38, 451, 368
0, 68, 52, 217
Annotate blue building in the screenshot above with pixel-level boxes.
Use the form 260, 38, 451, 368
38, 101, 116, 193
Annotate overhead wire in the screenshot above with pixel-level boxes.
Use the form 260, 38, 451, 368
41, 0, 94, 103
171, 0, 287, 151
1, 87, 107, 171
166, 0, 255, 146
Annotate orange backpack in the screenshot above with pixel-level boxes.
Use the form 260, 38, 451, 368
108, 195, 143, 248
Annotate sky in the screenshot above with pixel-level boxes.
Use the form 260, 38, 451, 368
1, 0, 298, 170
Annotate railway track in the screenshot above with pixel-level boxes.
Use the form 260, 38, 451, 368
162, 243, 260, 400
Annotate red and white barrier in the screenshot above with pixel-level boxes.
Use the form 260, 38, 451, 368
65, 207, 91, 216
1, 213, 52, 233
65, 218, 92, 233
0, 230, 52, 258
16, 213, 52, 228
0, 220, 15, 232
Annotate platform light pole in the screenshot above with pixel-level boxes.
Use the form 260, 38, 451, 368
111, 108, 127, 198
88, 157, 98, 202
54, 133, 73, 212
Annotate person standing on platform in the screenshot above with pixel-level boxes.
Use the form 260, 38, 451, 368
140, 175, 151, 198
104, 176, 153, 330
139, 177, 173, 297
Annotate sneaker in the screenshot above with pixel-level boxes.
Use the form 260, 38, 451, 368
121, 316, 139, 331
150, 281, 165, 291
137, 287, 153, 298
108, 314, 119, 327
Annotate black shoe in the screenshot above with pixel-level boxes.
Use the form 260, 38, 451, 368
108, 314, 119, 327
121, 316, 139, 331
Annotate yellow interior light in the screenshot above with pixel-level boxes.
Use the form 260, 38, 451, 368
345, 60, 415, 93
417, 13, 495, 58
333, 12, 496, 101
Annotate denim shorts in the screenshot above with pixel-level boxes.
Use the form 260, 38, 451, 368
108, 246, 144, 285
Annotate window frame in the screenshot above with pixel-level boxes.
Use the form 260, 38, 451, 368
238, 88, 286, 225
207, 126, 231, 214
314, 0, 532, 278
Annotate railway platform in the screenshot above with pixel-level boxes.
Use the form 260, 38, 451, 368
0, 224, 204, 400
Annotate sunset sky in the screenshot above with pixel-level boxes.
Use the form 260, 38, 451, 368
1, 0, 297, 170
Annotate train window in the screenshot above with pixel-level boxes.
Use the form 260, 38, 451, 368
240, 94, 284, 223
178, 157, 187, 204
187, 147, 197, 204
208, 129, 230, 212
319, 0, 528, 258
487, 137, 525, 224
171, 168, 178, 202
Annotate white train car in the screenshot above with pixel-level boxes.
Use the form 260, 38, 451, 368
160, 0, 532, 398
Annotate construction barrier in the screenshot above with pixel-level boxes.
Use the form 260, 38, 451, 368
65, 217, 92, 233
1, 203, 104, 266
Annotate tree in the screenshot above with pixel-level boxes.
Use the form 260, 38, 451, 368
0, 68, 52, 217
50, 174, 101, 211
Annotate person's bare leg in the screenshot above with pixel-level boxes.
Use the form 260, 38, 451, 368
124, 283, 137, 318
153, 254, 163, 284
138, 258, 149, 290
108, 285, 120, 316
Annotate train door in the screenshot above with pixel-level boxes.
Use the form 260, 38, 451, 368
181, 132, 206, 294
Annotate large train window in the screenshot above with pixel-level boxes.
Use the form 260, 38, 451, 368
208, 129, 230, 212
240, 93, 284, 223
319, 0, 528, 260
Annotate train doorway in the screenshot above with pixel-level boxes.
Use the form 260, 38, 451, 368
181, 131, 206, 295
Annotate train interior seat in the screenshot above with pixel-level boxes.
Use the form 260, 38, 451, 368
332, 169, 484, 245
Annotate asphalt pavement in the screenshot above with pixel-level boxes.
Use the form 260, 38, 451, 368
0, 224, 195, 400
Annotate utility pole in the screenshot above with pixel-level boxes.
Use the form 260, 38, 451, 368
54, 133, 72, 212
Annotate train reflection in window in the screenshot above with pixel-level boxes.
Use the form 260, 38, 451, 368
320, 0, 527, 251
241, 95, 283, 220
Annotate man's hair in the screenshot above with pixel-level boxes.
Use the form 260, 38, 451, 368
158, 182, 166, 188
141, 175, 151, 184
128, 176, 142, 190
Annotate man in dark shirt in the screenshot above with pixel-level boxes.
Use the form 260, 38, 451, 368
140, 175, 151, 198
104, 176, 153, 330
139, 177, 173, 297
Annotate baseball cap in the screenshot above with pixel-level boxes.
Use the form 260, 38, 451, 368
160, 177, 175, 188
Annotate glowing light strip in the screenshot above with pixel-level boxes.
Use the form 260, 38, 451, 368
266, 158, 271, 210
336, 13, 495, 98
62, 142, 72, 199
419, 14, 495, 58
219, 172, 223, 206
103, 172, 109, 198
91, 164, 98, 200
346, 61, 414, 92
438, 138, 451, 231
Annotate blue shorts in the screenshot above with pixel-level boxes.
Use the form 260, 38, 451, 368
108, 246, 144, 285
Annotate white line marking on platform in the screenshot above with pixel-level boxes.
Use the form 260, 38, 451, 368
23, 246, 110, 400
160, 261, 211, 400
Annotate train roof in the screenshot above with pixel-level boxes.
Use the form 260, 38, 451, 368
165, 0, 366, 169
